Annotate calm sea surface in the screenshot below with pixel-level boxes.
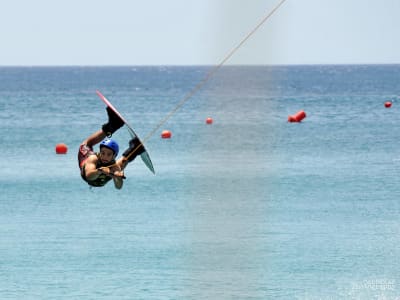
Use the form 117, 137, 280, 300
1, 65, 400, 299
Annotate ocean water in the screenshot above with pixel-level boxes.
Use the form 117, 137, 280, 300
1, 65, 400, 299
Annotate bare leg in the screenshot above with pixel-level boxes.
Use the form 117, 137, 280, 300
116, 137, 145, 170
82, 106, 125, 147
116, 156, 129, 171
82, 130, 107, 148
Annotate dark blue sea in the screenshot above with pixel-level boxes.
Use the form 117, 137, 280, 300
1, 65, 400, 299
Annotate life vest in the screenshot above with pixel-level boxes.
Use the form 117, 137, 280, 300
81, 153, 116, 187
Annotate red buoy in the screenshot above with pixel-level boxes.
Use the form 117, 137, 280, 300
288, 110, 306, 122
206, 117, 213, 124
161, 130, 172, 139
55, 143, 68, 154
384, 101, 392, 108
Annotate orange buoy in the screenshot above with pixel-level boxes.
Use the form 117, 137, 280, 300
384, 101, 392, 108
288, 110, 306, 122
206, 117, 213, 124
161, 130, 172, 139
55, 143, 68, 154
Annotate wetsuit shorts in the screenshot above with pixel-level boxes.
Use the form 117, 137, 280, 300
78, 144, 94, 169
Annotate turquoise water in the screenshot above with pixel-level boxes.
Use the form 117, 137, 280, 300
1, 65, 400, 299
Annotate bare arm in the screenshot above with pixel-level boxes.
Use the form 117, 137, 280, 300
111, 166, 124, 189
84, 156, 103, 181
83, 155, 124, 189
98, 165, 124, 190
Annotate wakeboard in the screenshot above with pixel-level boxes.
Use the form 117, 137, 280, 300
96, 90, 155, 174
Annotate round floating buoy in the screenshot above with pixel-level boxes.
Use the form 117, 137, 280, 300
288, 110, 306, 123
161, 130, 172, 139
206, 117, 213, 124
55, 143, 68, 154
384, 101, 392, 108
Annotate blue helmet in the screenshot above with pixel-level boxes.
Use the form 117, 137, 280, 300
100, 138, 119, 157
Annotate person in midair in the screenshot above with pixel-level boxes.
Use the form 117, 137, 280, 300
78, 107, 144, 189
